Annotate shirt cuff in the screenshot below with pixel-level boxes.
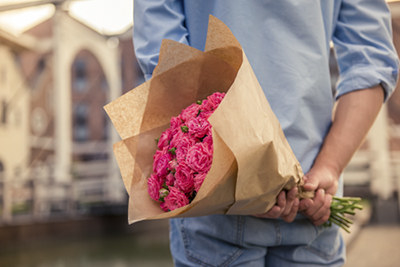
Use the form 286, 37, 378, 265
335, 66, 398, 102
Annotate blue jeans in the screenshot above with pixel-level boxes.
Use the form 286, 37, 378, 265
169, 215, 345, 266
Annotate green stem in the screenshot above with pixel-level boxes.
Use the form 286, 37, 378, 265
326, 196, 363, 233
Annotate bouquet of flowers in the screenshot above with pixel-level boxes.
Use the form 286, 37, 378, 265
104, 16, 361, 232
148, 92, 225, 212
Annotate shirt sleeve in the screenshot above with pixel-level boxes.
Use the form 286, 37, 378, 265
332, 0, 399, 101
133, 0, 189, 81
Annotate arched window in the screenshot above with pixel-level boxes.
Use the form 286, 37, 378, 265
73, 59, 88, 92
73, 103, 89, 142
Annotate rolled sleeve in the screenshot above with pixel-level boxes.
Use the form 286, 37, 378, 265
133, 0, 188, 80
333, 0, 399, 101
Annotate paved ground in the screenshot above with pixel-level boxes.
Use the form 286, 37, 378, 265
344, 225, 400, 267
341, 201, 400, 267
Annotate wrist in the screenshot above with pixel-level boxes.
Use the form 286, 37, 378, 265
311, 159, 341, 181
304, 160, 340, 196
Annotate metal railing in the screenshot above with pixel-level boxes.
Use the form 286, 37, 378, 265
1, 148, 399, 225
0, 159, 126, 225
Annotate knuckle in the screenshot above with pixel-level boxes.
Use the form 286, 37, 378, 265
282, 210, 290, 217
269, 209, 280, 218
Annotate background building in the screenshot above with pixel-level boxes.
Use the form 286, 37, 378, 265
0, 1, 400, 266
0, 0, 399, 227
0, 28, 32, 222
0, 2, 143, 224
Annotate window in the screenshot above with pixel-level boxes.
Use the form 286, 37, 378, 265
0, 160, 4, 182
101, 76, 108, 92
37, 58, 45, 72
33, 58, 46, 88
73, 103, 89, 142
102, 111, 108, 140
13, 52, 22, 68
1, 100, 7, 125
74, 59, 88, 92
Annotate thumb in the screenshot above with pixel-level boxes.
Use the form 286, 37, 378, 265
302, 174, 319, 192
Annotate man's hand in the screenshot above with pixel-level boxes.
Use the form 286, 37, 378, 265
299, 86, 384, 226
299, 165, 339, 226
255, 187, 299, 223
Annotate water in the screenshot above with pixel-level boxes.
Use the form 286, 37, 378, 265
0, 224, 174, 267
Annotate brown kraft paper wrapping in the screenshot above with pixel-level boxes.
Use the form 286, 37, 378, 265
104, 16, 307, 224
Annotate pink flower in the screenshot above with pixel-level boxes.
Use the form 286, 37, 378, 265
180, 103, 201, 122
158, 128, 172, 150
202, 135, 213, 150
174, 161, 195, 194
202, 92, 225, 112
153, 147, 172, 177
186, 142, 213, 173
199, 99, 209, 108
160, 202, 169, 212
149, 92, 226, 212
187, 117, 211, 139
194, 172, 207, 192
168, 158, 179, 171
174, 135, 196, 162
207, 92, 225, 108
198, 110, 213, 120
164, 186, 189, 211
166, 172, 175, 186
147, 174, 162, 201
170, 130, 186, 148
170, 116, 182, 134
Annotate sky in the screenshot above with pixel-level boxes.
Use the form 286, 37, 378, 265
0, 0, 133, 35
0, 0, 399, 36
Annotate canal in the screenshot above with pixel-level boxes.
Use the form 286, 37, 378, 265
0, 216, 173, 267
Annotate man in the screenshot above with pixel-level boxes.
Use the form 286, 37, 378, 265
133, 1, 399, 266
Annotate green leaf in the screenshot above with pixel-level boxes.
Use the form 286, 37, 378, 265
181, 125, 189, 133
168, 147, 176, 155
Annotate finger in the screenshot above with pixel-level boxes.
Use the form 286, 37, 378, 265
277, 191, 286, 209
311, 194, 332, 225
313, 210, 331, 226
268, 191, 285, 218
299, 198, 313, 212
282, 198, 299, 223
254, 191, 286, 219
287, 187, 298, 202
304, 189, 325, 217
255, 205, 281, 218
302, 174, 319, 192
282, 188, 298, 216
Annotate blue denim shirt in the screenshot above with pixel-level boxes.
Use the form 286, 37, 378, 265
133, 0, 399, 174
